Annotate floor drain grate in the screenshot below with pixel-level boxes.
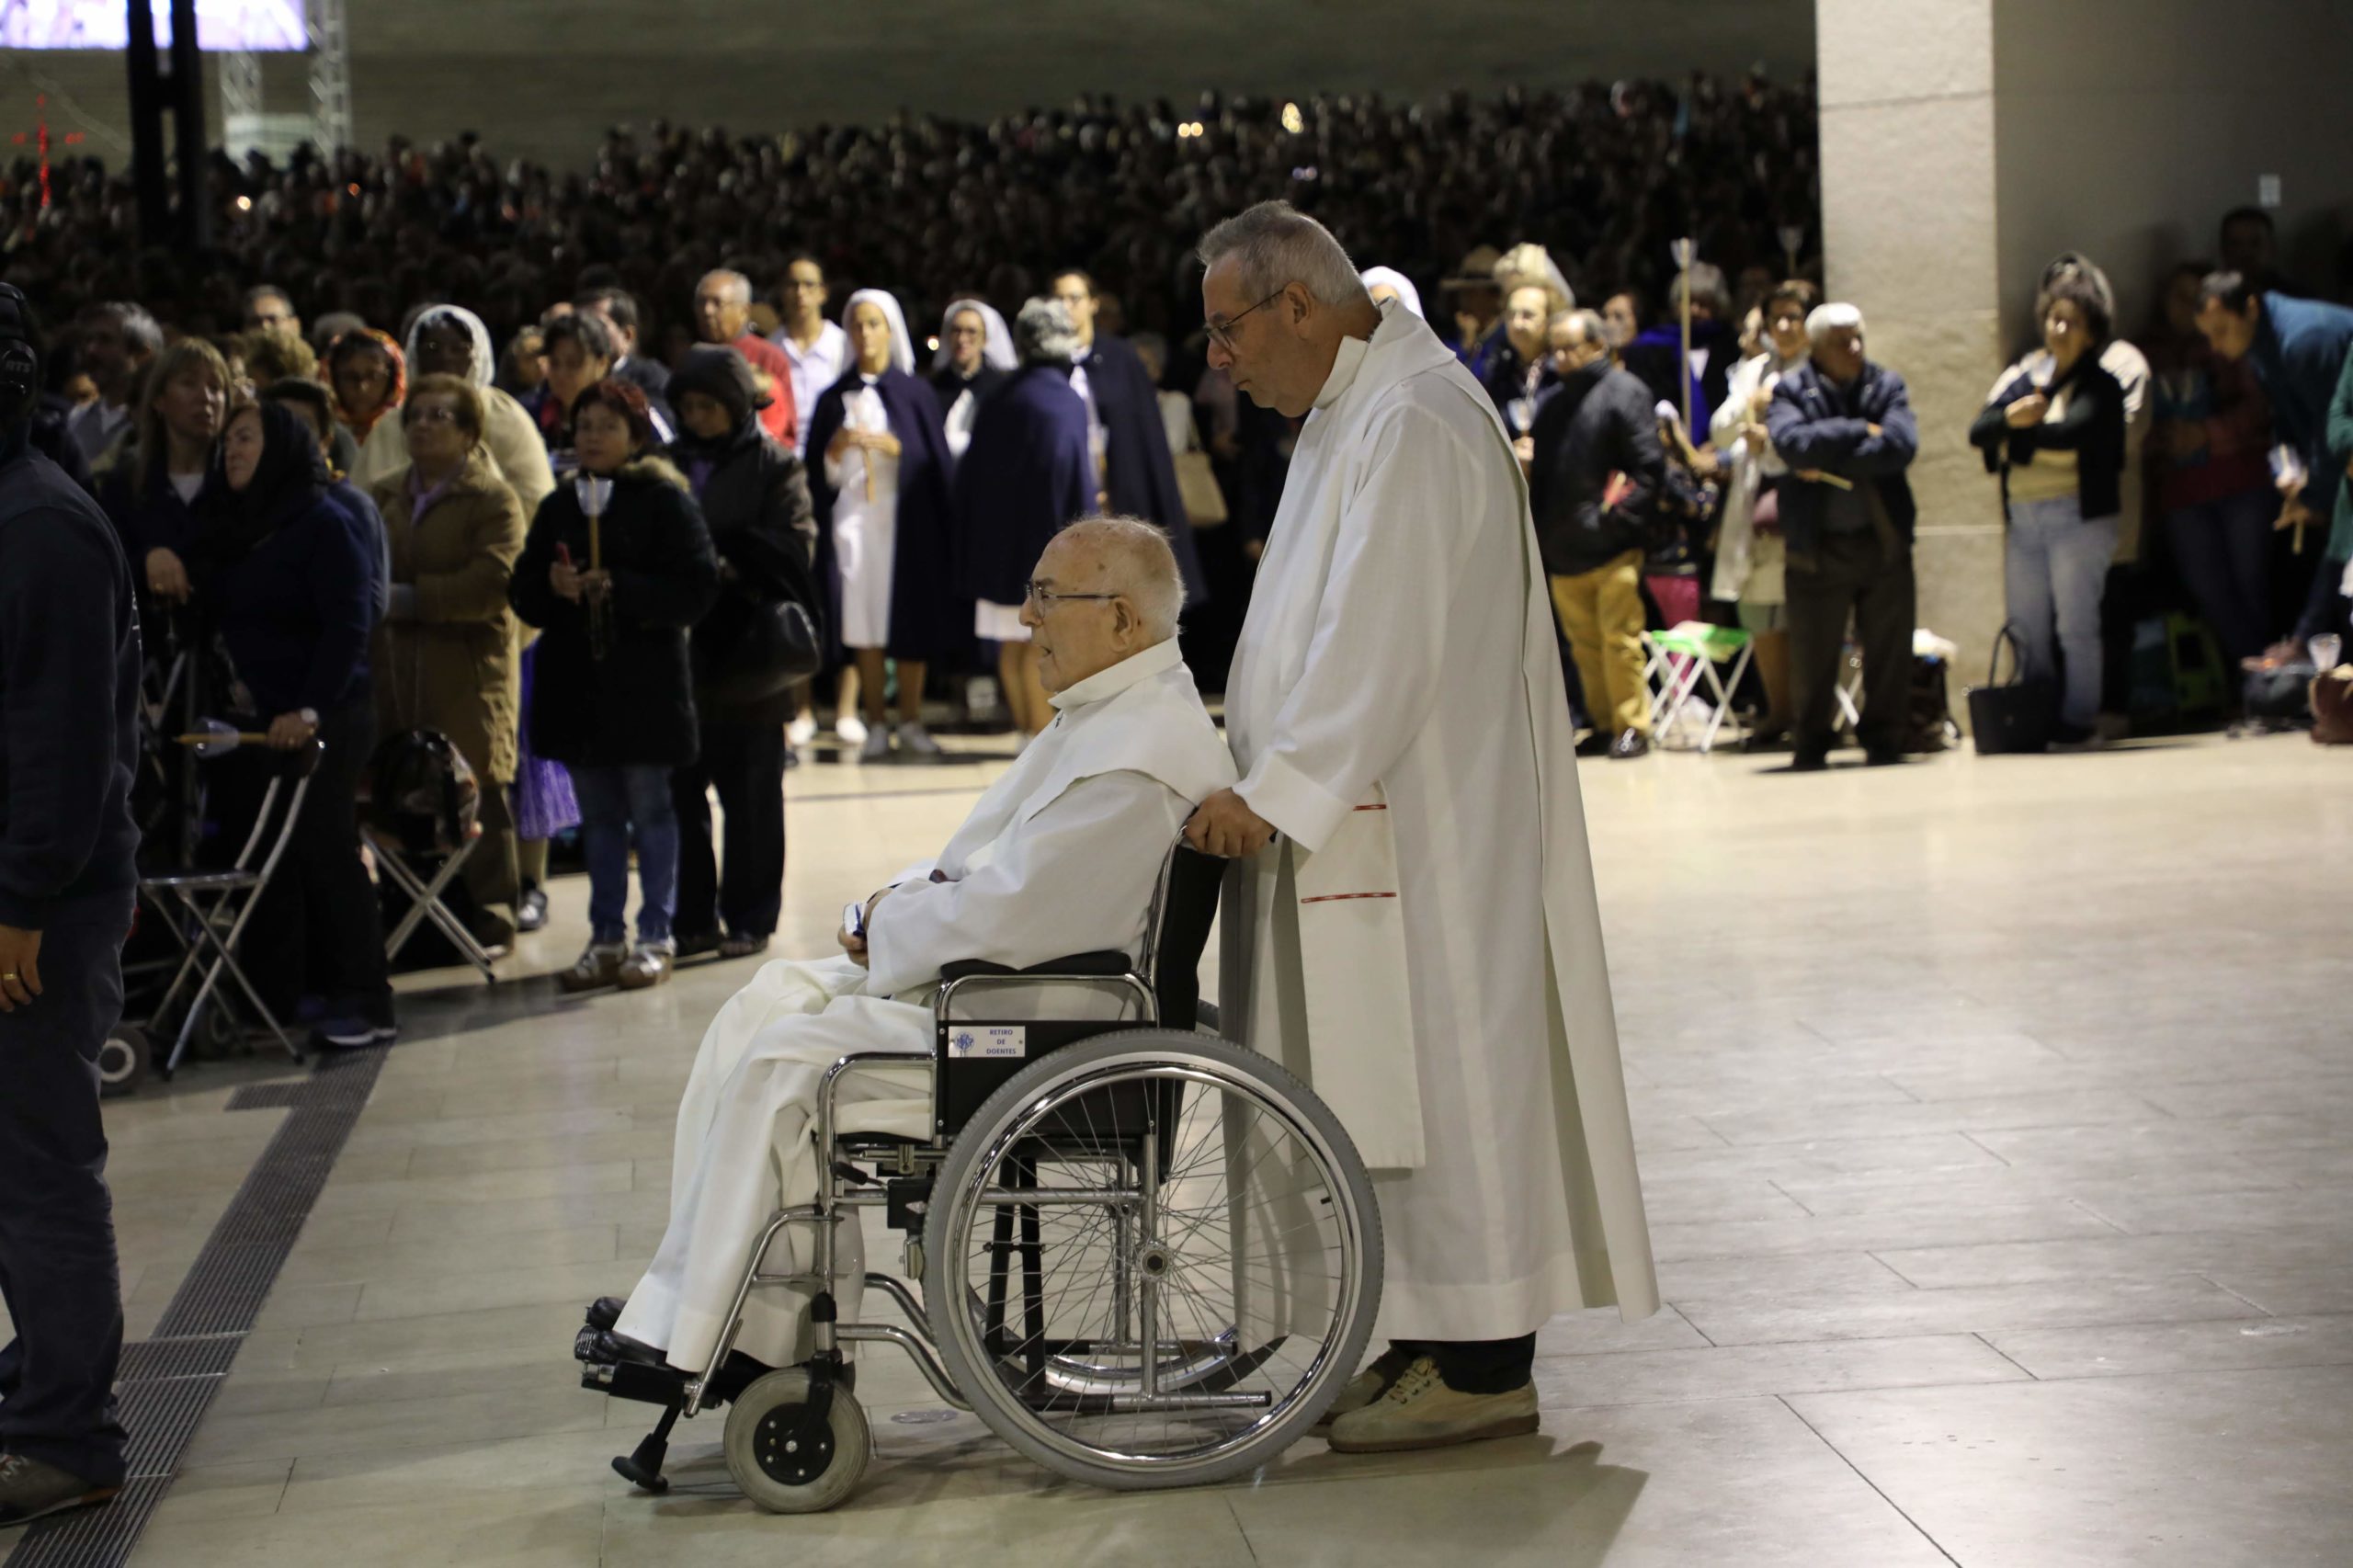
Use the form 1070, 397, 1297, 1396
6, 1045, 392, 1568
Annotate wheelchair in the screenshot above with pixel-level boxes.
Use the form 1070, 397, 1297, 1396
579, 844, 1384, 1511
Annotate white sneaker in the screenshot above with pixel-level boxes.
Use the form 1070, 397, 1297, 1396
895, 722, 943, 758
835, 713, 870, 746
786, 714, 817, 748
1325, 1356, 1540, 1454
858, 728, 893, 763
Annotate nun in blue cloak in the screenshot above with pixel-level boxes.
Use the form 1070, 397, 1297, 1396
955, 297, 1100, 738
804, 288, 962, 762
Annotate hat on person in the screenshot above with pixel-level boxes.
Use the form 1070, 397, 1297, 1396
1440, 244, 1506, 292
668, 344, 767, 431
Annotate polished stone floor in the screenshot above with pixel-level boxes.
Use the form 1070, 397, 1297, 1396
13, 728, 2352, 1566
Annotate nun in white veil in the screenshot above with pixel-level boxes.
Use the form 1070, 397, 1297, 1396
928, 297, 1016, 459
1358, 267, 1426, 321
803, 289, 961, 761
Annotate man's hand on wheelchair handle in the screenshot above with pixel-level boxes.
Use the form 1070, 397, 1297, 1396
1185, 788, 1277, 859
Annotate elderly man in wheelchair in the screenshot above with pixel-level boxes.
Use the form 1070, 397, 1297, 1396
575, 517, 1384, 1511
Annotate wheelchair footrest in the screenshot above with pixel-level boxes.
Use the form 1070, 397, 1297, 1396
579, 1354, 687, 1409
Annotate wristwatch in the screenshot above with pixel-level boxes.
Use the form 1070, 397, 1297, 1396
298, 707, 319, 729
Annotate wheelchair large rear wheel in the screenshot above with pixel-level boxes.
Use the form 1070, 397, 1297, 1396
923, 1029, 1381, 1491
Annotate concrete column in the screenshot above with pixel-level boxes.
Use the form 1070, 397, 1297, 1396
1815, 0, 2010, 707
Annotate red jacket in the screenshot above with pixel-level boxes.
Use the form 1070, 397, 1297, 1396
732, 334, 799, 450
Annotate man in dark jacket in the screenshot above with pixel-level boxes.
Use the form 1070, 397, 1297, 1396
1529, 309, 1665, 759
1766, 302, 1921, 770
0, 284, 141, 1525
2196, 273, 2353, 645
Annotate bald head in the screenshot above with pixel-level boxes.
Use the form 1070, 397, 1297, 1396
1018, 516, 1185, 692
695, 269, 753, 345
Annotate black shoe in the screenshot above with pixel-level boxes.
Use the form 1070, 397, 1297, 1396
1574, 732, 1610, 757
1608, 728, 1650, 760
671, 929, 723, 960
0, 1454, 120, 1527
586, 1295, 627, 1334
1789, 747, 1830, 773
517, 886, 550, 933
1864, 744, 1905, 767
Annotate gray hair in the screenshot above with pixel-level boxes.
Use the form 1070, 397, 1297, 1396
1055, 516, 1183, 642
91, 301, 165, 358
1806, 301, 1865, 345
698, 269, 752, 305
1668, 262, 1731, 318
1014, 297, 1083, 365
1196, 200, 1371, 310
1555, 308, 1610, 356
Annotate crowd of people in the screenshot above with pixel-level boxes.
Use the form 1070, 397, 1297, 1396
3, 79, 2347, 1056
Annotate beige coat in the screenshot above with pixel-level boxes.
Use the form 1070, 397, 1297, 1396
352, 385, 555, 521
369, 449, 528, 784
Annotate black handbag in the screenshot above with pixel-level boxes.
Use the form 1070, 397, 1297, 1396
1965, 622, 2056, 755
693, 590, 821, 706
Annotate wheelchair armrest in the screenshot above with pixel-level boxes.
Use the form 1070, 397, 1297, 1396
938, 950, 1135, 983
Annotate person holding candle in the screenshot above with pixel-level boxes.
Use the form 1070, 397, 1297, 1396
510, 380, 720, 992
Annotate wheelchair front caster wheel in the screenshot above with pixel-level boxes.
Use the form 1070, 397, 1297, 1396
98, 1026, 149, 1098
723, 1368, 870, 1513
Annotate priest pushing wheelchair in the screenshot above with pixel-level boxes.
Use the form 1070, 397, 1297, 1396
574, 519, 1383, 1510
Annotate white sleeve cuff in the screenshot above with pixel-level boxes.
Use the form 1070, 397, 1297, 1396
1236, 751, 1353, 855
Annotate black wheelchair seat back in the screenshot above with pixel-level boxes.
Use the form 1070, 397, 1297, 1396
931, 842, 1228, 1144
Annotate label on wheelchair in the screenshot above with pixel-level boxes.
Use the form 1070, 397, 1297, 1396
948, 1025, 1026, 1060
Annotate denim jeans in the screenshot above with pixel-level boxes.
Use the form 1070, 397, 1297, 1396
2163, 488, 2274, 671
2004, 493, 2120, 731
571, 764, 678, 946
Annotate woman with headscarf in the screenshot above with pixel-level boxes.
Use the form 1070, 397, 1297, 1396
928, 297, 1016, 460
351, 302, 555, 518
510, 381, 720, 993
196, 400, 392, 1047
367, 373, 530, 949
804, 289, 961, 763
665, 347, 820, 960
325, 328, 405, 449
953, 297, 1097, 737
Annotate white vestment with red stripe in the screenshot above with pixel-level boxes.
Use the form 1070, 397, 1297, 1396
1218, 299, 1660, 1340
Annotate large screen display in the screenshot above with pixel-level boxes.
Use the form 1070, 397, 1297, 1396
1, 2, 307, 51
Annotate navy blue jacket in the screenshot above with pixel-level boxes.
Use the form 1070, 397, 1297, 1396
1766, 360, 1921, 558
510, 459, 721, 769
954, 366, 1098, 607
0, 439, 142, 928
327, 476, 392, 626
2248, 290, 2353, 525
206, 493, 378, 719
1074, 334, 1208, 607
804, 368, 964, 663
98, 446, 207, 566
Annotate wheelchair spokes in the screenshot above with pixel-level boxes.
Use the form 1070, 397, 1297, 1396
937, 1048, 1364, 1477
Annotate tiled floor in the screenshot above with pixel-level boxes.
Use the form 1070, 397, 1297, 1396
12, 728, 2352, 1565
